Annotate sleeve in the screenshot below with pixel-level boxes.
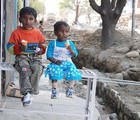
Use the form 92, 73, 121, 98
46, 41, 54, 59
6, 31, 22, 55
38, 31, 47, 55
69, 40, 78, 57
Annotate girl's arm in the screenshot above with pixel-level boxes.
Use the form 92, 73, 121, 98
66, 40, 78, 57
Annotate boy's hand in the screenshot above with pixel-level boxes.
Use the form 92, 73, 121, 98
21, 40, 28, 46
34, 47, 41, 53
21, 40, 28, 51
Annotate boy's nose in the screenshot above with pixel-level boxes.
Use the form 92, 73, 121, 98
26, 19, 30, 23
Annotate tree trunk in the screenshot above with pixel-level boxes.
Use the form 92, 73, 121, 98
89, 0, 127, 49
74, 3, 79, 24
101, 15, 116, 49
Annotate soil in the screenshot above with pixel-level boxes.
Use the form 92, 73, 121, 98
72, 28, 140, 117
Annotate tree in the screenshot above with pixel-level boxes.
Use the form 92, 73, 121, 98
89, 0, 127, 49
30, 0, 45, 14
59, 0, 94, 24
17, 0, 45, 14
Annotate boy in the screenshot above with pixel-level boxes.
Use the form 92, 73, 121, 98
45, 21, 81, 99
6, 7, 46, 106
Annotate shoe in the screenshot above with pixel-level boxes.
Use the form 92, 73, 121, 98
31, 90, 39, 95
51, 88, 58, 99
22, 92, 32, 106
66, 88, 74, 98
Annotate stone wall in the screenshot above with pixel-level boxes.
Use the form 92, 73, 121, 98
96, 82, 140, 120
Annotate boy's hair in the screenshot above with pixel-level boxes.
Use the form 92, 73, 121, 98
20, 7, 37, 19
54, 21, 70, 32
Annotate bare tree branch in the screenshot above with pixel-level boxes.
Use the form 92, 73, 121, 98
89, 0, 101, 14
113, 0, 127, 23
114, 0, 127, 15
111, 0, 117, 9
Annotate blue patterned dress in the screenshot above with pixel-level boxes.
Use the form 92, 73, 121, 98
45, 40, 81, 81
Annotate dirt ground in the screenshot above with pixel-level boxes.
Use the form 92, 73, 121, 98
73, 28, 140, 115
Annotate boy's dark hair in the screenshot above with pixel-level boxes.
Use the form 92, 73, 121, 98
54, 21, 70, 32
20, 7, 37, 19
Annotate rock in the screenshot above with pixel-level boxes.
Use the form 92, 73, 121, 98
116, 47, 130, 53
109, 113, 118, 120
114, 73, 123, 79
125, 51, 139, 58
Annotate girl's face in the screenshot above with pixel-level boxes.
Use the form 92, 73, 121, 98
55, 25, 70, 41
20, 14, 36, 30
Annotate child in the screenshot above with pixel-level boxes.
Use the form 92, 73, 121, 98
6, 7, 46, 106
39, 20, 45, 34
45, 21, 81, 99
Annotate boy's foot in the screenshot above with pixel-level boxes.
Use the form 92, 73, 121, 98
66, 88, 74, 98
22, 92, 32, 106
51, 88, 58, 99
31, 90, 39, 95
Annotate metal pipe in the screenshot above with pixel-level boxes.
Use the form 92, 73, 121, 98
97, 77, 140, 86
131, 0, 136, 39
23, 0, 30, 7
85, 79, 92, 120
0, 0, 3, 63
0, 0, 4, 101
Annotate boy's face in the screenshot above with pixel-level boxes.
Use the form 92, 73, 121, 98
55, 25, 69, 41
20, 14, 36, 30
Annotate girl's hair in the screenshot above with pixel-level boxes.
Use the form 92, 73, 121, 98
20, 7, 37, 19
39, 20, 43, 24
54, 21, 70, 32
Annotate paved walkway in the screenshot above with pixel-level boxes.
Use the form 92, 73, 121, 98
0, 74, 101, 120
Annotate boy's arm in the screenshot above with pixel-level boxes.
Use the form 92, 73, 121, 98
37, 32, 47, 55
6, 32, 22, 55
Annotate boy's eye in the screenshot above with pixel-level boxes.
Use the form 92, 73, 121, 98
29, 17, 34, 20
22, 16, 34, 21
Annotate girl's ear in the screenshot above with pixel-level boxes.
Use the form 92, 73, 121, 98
54, 31, 57, 36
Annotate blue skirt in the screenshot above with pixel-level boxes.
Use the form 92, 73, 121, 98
45, 61, 81, 81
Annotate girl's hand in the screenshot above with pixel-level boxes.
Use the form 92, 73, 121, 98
65, 43, 72, 51
54, 60, 62, 65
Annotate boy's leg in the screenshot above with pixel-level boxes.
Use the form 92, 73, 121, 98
30, 60, 43, 95
14, 56, 32, 106
15, 57, 32, 94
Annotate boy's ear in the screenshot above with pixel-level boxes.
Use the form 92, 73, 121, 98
35, 20, 37, 23
19, 17, 22, 23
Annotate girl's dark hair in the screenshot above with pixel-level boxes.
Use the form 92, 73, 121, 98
39, 20, 43, 24
54, 21, 70, 32
20, 7, 37, 19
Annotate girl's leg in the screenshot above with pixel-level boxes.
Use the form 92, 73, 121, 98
69, 80, 75, 88
52, 80, 58, 89
51, 80, 59, 99
66, 80, 75, 98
